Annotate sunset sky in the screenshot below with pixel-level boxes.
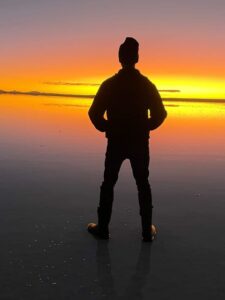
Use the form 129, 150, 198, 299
1, 0, 225, 99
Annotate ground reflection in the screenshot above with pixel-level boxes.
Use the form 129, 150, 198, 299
96, 240, 117, 298
96, 240, 152, 299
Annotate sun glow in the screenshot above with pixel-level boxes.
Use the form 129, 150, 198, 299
152, 75, 225, 99
1, 74, 224, 101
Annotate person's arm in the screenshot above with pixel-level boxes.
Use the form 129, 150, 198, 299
147, 83, 167, 130
88, 82, 108, 132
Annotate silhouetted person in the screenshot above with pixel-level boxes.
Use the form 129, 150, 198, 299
88, 37, 167, 241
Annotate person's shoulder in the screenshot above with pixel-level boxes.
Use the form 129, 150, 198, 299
137, 70, 152, 83
99, 74, 118, 89
138, 71, 156, 88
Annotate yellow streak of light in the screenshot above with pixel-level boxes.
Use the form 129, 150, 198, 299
1, 75, 225, 100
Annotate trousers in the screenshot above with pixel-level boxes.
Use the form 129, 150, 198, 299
98, 137, 153, 234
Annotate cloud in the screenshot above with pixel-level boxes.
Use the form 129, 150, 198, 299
44, 103, 88, 108
0, 89, 94, 98
43, 81, 100, 86
0, 88, 180, 99
43, 82, 181, 93
1, 89, 224, 103
159, 89, 180, 93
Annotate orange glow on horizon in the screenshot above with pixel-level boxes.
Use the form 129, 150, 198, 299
1, 74, 225, 100
1, 95, 224, 160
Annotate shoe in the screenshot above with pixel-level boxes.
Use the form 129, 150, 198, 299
142, 224, 157, 242
87, 223, 109, 240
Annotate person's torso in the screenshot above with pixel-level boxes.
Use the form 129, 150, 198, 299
104, 68, 151, 138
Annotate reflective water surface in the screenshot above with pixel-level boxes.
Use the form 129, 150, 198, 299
0, 95, 225, 299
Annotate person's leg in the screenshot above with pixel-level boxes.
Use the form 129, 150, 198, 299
88, 139, 124, 238
129, 139, 154, 240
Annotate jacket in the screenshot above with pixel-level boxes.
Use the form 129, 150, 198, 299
89, 68, 167, 139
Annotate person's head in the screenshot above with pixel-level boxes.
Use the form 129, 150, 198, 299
119, 37, 139, 68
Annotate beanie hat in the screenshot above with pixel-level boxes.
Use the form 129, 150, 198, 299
119, 37, 139, 64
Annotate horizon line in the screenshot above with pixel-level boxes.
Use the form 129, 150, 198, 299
43, 81, 181, 93
0, 89, 225, 103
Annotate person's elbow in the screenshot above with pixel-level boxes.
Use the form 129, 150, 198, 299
88, 108, 107, 132
157, 109, 167, 125
88, 106, 94, 120
88, 107, 98, 126
159, 109, 167, 125
163, 109, 167, 120
149, 110, 167, 131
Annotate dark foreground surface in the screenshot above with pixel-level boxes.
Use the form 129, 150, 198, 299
0, 157, 225, 300
0, 96, 225, 299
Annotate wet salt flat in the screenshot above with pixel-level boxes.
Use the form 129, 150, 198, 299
0, 95, 225, 299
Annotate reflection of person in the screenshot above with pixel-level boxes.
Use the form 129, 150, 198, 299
95, 240, 151, 299
122, 244, 152, 299
88, 37, 167, 241
95, 240, 117, 298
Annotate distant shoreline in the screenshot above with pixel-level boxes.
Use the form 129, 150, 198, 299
0, 89, 224, 103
